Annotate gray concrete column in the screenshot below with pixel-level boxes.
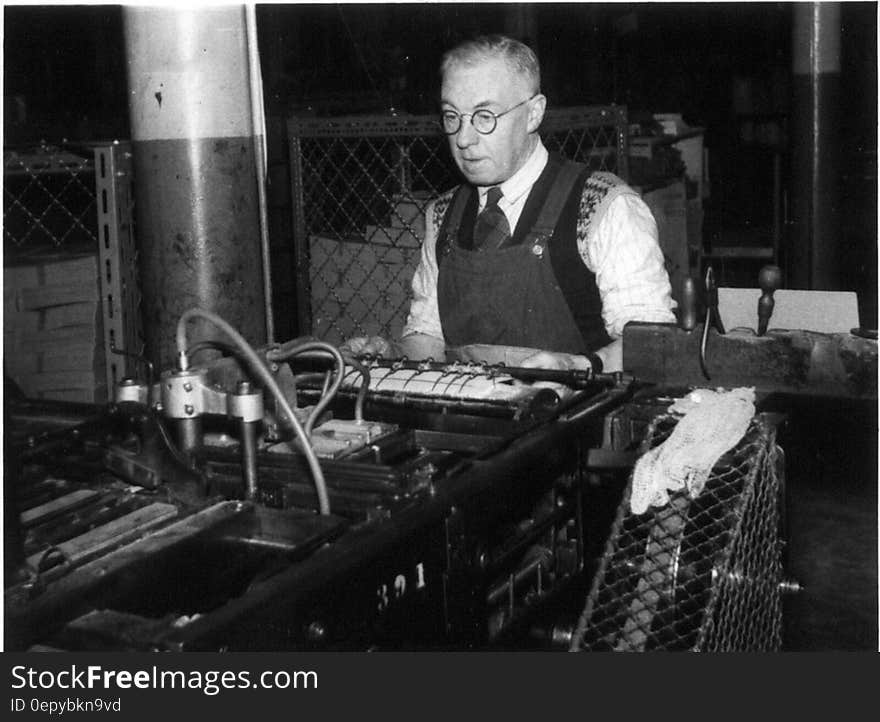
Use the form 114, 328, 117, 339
124, 5, 267, 368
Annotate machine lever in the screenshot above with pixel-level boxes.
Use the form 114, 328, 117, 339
355, 356, 628, 390
679, 277, 698, 332
699, 267, 725, 380
757, 265, 782, 336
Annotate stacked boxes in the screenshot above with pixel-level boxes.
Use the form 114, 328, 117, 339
3, 252, 106, 403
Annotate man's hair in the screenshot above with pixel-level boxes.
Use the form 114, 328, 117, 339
440, 34, 540, 93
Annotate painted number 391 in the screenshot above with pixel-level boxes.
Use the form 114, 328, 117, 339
376, 562, 427, 612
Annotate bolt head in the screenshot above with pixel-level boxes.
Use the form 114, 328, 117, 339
305, 621, 326, 641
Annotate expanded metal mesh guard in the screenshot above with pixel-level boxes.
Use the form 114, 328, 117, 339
4, 144, 98, 252
288, 106, 628, 345
571, 413, 784, 652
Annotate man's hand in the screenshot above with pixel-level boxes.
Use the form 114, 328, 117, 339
339, 334, 446, 361
338, 335, 395, 358
397, 333, 446, 361
519, 351, 591, 371
515, 351, 589, 398
520, 339, 623, 374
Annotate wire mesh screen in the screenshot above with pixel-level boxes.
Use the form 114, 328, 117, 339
4, 144, 98, 253
288, 106, 628, 344
571, 413, 784, 652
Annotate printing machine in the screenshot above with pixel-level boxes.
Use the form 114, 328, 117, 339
4, 309, 636, 652
4, 307, 877, 652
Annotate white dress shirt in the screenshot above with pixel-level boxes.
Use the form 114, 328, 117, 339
402, 140, 676, 345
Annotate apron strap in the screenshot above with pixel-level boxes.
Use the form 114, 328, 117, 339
435, 158, 585, 262
521, 159, 586, 246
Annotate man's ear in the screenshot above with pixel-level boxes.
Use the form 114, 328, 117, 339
526, 94, 547, 133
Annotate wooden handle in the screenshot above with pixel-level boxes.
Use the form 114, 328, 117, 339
759, 265, 782, 293
757, 265, 782, 335
679, 277, 698, 331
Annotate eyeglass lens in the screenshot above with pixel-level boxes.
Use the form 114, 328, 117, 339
441, 110, 497, 135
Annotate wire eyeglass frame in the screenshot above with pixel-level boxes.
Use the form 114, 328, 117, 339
439, 94, 539, 135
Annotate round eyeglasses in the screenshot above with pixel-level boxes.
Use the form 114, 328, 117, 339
439, 94, 538, 136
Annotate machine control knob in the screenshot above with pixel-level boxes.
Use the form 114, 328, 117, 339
679, 276, 698, 332
757, 265, 782, 336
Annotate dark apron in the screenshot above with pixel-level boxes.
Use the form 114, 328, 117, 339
437, 160, 589, 355
437, 224, 586, 355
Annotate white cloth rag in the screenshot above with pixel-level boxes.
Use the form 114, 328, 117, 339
630, 387, 756, 515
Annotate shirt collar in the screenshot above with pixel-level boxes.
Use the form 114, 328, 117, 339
478, 140, 548, 206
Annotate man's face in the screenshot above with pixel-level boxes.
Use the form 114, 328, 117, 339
441, 56, 545, 187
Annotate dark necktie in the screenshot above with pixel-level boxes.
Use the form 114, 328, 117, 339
473, 186, 510, 249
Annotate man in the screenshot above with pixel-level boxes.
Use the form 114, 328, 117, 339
345, 34, 675, 373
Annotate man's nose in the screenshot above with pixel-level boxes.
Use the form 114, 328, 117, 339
455, 119, 479, 148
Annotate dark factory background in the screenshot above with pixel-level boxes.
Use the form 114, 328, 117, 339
3, 2, 877, 335
2, 3, 878, 652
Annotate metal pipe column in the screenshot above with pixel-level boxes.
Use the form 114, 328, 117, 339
789, 2, 842, 289
123, 6, 267, 369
